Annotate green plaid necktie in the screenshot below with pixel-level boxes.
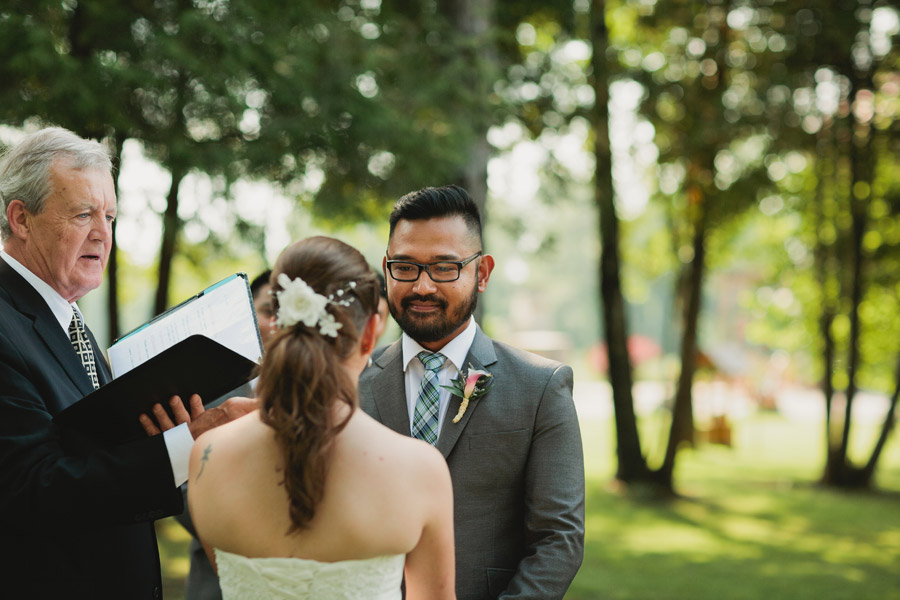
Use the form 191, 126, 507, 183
411, 351, 444, 445
68, 311, 99, 390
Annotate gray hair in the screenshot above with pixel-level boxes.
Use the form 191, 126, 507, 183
0, 127, 113, 240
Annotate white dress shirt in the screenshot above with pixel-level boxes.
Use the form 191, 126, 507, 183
401, 316, 478, 441
0, 251, 192, 486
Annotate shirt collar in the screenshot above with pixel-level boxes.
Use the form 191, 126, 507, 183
401, 317, 478, 372
1, 250, 76, 331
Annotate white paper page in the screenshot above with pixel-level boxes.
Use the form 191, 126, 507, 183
108, 274, 262, 378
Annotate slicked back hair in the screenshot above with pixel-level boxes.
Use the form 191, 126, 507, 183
388, 185, 483, 248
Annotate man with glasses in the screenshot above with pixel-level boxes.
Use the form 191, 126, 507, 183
359, 185, 584, 599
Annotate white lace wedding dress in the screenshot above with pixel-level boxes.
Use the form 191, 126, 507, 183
215, 549, 404, 599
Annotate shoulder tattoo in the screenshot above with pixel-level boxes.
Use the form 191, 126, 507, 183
195, 443, 212, 481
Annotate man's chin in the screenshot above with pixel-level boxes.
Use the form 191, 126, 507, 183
67, 272, 104, 300
396, 314, 448, 343
402, 309, 442, 322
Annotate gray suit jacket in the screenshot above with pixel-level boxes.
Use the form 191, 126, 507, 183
359, 329, 585, 600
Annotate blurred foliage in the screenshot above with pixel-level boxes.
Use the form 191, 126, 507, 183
0, 0, 489, 216
2, 0, 900, 486
0, 0, 500, 313
481, 0, 900, 488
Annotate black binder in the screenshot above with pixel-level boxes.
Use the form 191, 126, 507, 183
54, 335, 258, 445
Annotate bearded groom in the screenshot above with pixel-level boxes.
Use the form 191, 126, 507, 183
359, 185, 585, 599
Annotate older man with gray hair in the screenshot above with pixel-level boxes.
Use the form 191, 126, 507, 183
0, 127, 253, 599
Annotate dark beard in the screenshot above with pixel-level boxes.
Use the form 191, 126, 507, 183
388, 284, 479, 344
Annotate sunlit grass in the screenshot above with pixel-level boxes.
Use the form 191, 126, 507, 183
156, 518, 191, 600
567, 414, 900, 600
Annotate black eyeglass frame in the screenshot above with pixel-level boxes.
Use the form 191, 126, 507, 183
385, 251, 483, 283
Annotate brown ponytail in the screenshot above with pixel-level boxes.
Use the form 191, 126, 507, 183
256, 236, 379, 532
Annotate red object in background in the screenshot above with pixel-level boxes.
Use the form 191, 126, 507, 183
590, 334, 662, 373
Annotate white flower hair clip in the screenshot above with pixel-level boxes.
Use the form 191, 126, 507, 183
274, 273, 357, 338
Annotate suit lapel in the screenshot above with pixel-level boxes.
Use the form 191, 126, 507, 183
435, 329, 497, 458
367, 342, 412, 436
0, 261, 99, 398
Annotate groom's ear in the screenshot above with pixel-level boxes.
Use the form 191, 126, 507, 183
476, 254, 494, 293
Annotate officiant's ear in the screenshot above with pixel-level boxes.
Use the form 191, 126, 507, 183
476, 253, 495, 293
359, 314, 379, 357
6, 199, 31, 240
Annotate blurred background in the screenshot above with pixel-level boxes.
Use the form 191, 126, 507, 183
2, 1, 899, 598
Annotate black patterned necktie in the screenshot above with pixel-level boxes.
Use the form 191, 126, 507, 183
411, 351, 444, 445
68, 311, 100, 390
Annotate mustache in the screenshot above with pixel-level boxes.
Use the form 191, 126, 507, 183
400, 294, 447, 311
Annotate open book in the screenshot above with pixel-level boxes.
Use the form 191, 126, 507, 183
54, 273, 263, 445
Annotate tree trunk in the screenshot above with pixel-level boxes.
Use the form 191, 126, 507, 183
836, 90, 870, 464
591, 0, 649, 483
861, 350, 900, 482
814, 124, 840, 483
440, 0, 493, 217
659, 195, 707, 485
154, 168, 185, 316
821, 67, 873, 489
441, 0, 495, 324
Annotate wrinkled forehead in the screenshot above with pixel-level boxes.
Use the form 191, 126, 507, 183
45, 164, 116, 209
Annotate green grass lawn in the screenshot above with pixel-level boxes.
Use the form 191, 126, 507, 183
568, 414, 900, 600
157, 411, 900, 600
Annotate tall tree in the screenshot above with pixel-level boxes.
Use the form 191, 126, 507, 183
726, 0, 900, 490
777, 0, 900, 489
591, 0, 648, 482
593, 0, 775, 491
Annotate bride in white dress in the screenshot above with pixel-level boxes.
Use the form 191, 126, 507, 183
187, 236, 456, 599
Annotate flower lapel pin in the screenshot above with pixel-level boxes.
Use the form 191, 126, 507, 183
442, 364, 493, 423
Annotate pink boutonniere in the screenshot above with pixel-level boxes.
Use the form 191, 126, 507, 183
442, 364, 493, 423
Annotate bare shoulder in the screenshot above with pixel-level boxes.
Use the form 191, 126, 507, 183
391, 432, 451, 505
188, 412, 264, 542
189, 412, 259, 487
354, 411, 449, 484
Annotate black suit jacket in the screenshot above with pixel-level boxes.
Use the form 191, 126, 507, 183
0, 261, 183, 599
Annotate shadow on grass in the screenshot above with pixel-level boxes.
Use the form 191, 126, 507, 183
567, 448, 900, 600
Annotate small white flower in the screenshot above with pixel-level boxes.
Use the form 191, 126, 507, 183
317, 312, 343, 338
273, 273, 359, 339
275, 273, 328, 328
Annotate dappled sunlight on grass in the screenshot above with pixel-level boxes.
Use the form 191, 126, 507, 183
618, 524, 732, 555
568, 413, 900, 599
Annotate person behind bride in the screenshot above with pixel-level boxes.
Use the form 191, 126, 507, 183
186, 236, 456, 599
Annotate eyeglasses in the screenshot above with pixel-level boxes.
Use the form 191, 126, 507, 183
386, 251, 483, 283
